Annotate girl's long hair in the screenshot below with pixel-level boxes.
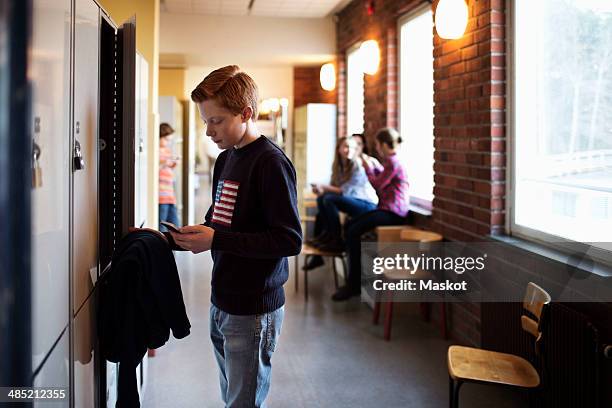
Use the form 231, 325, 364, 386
330, 137, 357, 187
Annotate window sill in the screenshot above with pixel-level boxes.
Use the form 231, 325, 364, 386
409, 204, 432, 217
489, 234, 612, 278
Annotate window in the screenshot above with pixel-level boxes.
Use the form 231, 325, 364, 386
512, 0, 612, 248
399, 6, 435, 205
346, 44, 364, 136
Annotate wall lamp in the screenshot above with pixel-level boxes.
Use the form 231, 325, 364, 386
359, 39, 380, 75
428, 0, 469, 40
320, 63, 336, 91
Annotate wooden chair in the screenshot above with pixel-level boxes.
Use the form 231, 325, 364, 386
299, 244, 347, 301
294, 193, 347, 301
447, 282, 551, 408
372, 227, 445, 340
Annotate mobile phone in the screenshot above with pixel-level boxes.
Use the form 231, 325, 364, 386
160, 221, 181, 233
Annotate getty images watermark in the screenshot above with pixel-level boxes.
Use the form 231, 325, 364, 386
371, 252, 487, 292
360, 241, 612, 303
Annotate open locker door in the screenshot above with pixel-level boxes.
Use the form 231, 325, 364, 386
99, 13, 143, 407
99, 15, 136, 267
118, 16, 136, 238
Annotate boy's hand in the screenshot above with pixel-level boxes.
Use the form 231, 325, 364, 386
170, 224, 215, 254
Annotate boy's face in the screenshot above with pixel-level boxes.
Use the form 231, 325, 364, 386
197, 99, 248, 150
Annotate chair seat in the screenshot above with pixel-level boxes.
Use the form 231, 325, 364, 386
447, 345, 540, 388
383, 267, 432, 281
301, 243, 344, 257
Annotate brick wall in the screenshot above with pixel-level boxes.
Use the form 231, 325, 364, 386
432, 0, 506, 241
336, 0, 507, 347
293, 66, 337, 108
336, 0, 418, 143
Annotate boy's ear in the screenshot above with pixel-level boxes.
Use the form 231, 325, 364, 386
241, 106, 254, 122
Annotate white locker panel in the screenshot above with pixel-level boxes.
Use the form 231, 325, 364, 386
72, 0, 100, 314
135, 53, 149, 228
30, 0, 71, 365
33, 330, 70, 408
73, 296, 96, 408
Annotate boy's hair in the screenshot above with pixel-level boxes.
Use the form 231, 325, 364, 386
191, 65, 259, 120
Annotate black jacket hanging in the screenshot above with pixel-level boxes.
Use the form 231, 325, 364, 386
98, 230, 191, 407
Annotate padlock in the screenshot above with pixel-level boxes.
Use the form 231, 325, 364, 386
73, 140, 85, 171
32, 141, 42, 188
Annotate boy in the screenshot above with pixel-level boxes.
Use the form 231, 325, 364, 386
168, 65, 302, 407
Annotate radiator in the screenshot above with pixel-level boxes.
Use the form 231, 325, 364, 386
482, 302, 605, 408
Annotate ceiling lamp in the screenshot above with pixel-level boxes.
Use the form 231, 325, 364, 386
320, 63, 336, 91
359, 40, 380, 75
434, 0, 469, 40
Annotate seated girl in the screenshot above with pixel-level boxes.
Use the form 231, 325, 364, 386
303, 136, 378, 270
332, 128, 410, 301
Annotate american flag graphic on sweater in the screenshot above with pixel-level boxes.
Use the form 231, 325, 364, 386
211, 179, 240, 226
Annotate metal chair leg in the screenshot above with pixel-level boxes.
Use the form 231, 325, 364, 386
332, 256, 339, 289
419, 302, 431, 322
449, 377, 462, 408
440, 302, 448, 339
340, 255, 348, 285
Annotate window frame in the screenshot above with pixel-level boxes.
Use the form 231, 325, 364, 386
346, 42, 365, 137
506, 0, 612, 265
397, 3, 435, 210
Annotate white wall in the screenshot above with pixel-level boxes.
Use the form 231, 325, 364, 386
160, 12, 336, 67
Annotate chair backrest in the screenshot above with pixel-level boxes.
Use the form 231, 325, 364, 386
521, 282, 551, 354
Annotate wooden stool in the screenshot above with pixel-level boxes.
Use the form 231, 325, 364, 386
297, 243, 346, 301
372, 228, 445, 341
447, 282, 551, 408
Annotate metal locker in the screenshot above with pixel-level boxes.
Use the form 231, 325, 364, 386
72, 1, 101, 406
73, 296, 96, 408
33, 330, 70, 408
30, 0, 72, 381
72, 0, 100, 316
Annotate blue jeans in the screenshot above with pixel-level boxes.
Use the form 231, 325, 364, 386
316, 193, 376, 238
209, 304, 284, 408
159, 203, 179, 231
344, 210, 405, 291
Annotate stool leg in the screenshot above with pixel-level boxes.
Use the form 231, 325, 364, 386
304, 255, 309, 301
294, 255, 299, 293
332, 256, 339, 289
340, 256, 348, 285
373, 290, 381, 325
384, 292, 394, 341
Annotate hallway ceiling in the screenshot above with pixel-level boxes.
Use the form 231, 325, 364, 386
161, 0, 351, 18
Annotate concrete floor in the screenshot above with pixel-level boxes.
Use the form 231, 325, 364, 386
142, 177, 526, 408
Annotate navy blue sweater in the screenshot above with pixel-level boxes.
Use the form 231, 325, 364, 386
204, 136, 302, 315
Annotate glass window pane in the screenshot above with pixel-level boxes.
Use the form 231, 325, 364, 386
347, 46, 364, 135
400, 9, 434, 203
514, 0, 612, 243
